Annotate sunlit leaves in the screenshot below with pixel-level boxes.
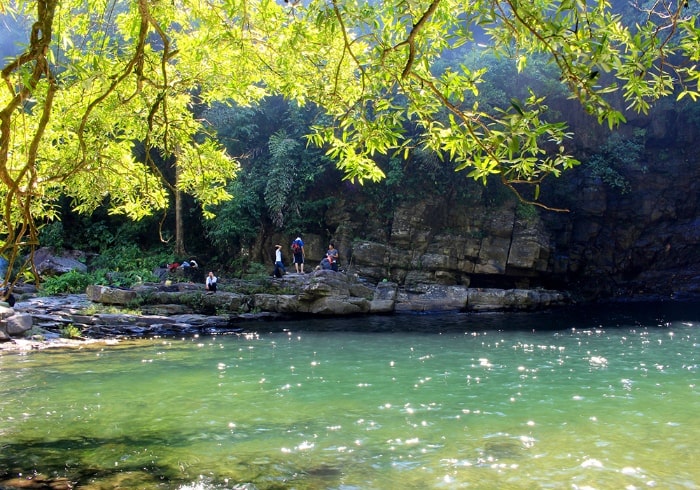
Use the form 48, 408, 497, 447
2, 0, 700, 272
310, 125, 387, 184
272, 0, 697, 211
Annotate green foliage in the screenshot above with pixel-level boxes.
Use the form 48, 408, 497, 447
586, 131, 647, 193
516, 202, 540, 223
241, 262, 271, 280
38, 221, 65, 250
204, 179, 263, 256
35, 194, 168, 254
39, 269, 154, 295
39, 270, 93, 295
82, 304, 141, 315
265, 130, 300, 228
454, 52, 569, 117
94, 268, 158, 288
204, 99, 336, 253
89, 244, 166, 274
680, 103, 700, 128
2, 0, 698, 274
77, 222, 115, 251
60, 324, 83, 340
38, 244, 162, 294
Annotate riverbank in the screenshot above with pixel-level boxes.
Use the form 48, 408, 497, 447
3, 286, 699, 355
0, 270, 573, 352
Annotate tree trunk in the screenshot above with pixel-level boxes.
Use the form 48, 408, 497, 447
174, 158, 186, 257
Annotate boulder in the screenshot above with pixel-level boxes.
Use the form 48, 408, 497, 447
0, 305, 33, 338
3, 312, 33, 335
474, 236, 511, 274
85, 285, 138, 305
369, 281, 398, 314
300, 270, 352, 299
254, 294, 300, 313
508, 221, 551, 272
0, 305, 15, 320
34, 247, 88, 276
303, 296, 370, 315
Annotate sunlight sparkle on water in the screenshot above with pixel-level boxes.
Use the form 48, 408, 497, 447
2, 311, 699, 489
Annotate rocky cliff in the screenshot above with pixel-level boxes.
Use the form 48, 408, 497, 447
294, 121, 700, 302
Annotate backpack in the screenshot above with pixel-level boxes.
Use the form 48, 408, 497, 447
291, 242, 301, 254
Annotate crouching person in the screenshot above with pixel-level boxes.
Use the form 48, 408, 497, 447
205, 271, 217, 292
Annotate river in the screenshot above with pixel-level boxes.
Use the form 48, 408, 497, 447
0, 302, 698, 489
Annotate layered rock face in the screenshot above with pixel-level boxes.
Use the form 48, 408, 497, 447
312, 146, 700, 302
346, 197, 551, 290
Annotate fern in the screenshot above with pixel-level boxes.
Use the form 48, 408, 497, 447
265, 130, 300, 228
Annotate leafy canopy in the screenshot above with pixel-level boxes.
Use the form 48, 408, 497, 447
1, 0, 698, 279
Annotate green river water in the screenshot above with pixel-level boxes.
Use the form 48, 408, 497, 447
0, 303, 698, 489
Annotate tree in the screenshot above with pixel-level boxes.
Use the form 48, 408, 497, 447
202, 98, 334, 262
1, 0, 698, 283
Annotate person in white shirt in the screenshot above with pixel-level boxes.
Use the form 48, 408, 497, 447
205, 271, 217, 292
274, 245, 286, 277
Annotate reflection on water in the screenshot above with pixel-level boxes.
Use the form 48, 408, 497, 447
0, 302, 698, 489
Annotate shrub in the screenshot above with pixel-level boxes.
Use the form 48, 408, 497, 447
240, 262, 270, 280
60, 324, 83, 339
585, 130, 647, 193
89, 244, 168, 273
39, 268, 158, 296
38, 221, 65, 250
39, 270, 93, 295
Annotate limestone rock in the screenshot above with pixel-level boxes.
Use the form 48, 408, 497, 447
396, 285, 470, 312
466, 288, 568, 311
4, 312, 33, 335
369, 281, 398, 314
352, 241, 390, 271
34, 247, 88, 276
475, 236, 510, 274
0, 305, 15, 320
0, 305, 33, 338
508, 221, 551, 272
254, 294, 300, 313
86, 285, 138, 305
300, 270, 352, 299
304, 296, 370, 315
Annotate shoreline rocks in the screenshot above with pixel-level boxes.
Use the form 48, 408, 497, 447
90, 270, 570, 315
0, 271, 572, 351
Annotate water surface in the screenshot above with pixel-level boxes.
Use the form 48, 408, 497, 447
1, 303, 698, 489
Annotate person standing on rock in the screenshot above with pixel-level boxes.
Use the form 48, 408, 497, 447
273, 245, 286, 277
291, 236, 305, 274
205, 271, 217, 292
